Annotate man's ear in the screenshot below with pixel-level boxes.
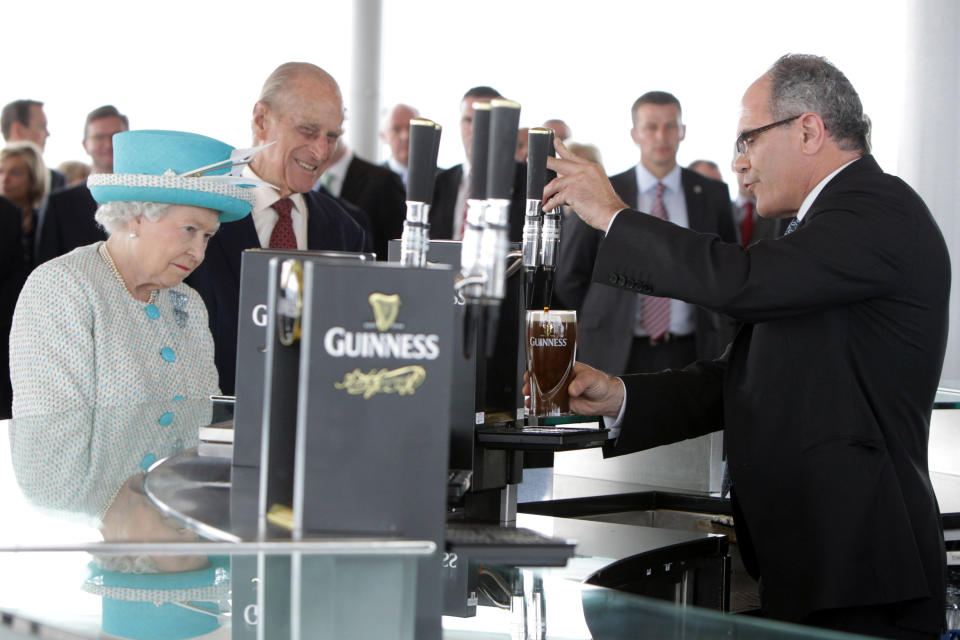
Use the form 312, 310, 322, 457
799, 112, 826, 155
678, 123, 687, 142
252, 101, 269, 141
9, 121, 26, 140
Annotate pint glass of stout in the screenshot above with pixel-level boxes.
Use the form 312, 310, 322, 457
526, 309, 577, 417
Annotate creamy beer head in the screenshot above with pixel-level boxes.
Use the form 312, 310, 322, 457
526, 309, 577, 417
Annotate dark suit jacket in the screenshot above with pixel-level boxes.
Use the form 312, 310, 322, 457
0, 197, 23, 418
36, 183, 106, 264
598, 156, 948, 632
429, 162, 527, 242
339, 155, 406, 260
186, 191, 367, 394
49, 168, 66, 192
555, 166, 736, 374
316, 185, 375, 254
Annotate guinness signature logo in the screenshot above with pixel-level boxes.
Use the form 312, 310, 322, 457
334, 366, 426, 399
369, 293, 400, 332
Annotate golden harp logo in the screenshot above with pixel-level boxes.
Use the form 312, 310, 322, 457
541, 321, 555, 337
369, 293, 400, 332
335, 366, 426, 399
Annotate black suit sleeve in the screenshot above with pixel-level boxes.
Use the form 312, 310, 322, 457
594, 167, 938, 324
604, 351, 727, 458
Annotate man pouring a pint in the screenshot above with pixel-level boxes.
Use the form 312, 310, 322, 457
536, 54, 949, 640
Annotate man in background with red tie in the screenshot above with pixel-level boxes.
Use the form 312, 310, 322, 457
187, 62, 366, 395
556, 90, 736, 376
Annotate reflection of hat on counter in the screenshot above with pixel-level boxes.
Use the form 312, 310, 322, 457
83, 556, 229, 640
88, 130, 266, 222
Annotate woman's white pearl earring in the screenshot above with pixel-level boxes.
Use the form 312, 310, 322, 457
128, 233, 137, 239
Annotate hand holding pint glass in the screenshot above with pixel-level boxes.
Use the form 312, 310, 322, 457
526, 309, 577, 416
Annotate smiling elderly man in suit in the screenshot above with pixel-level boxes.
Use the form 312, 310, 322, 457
186, 62, 366, 395
556, 91, 736, 376
541, 54, 948, 640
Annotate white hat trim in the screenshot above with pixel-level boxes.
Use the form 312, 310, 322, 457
88, 171, 257, 205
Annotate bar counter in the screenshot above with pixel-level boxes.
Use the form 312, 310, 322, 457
0, 393, 955, 639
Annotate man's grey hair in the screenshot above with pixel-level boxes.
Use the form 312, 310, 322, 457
253, 62, 343, 143
94, 201, 171, 235
767, 54, 869, 154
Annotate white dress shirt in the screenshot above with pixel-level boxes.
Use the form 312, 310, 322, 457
795, 158, 858, 223
387, 156, 408, 187
245, 165, 309, 250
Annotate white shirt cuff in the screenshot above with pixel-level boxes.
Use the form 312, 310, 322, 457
602, 377, 627, 439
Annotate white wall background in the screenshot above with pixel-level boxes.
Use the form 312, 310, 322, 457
8, 0, 959, 384
4, 0, 906, 190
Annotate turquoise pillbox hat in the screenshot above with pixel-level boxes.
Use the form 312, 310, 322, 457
88, 130, 257, 223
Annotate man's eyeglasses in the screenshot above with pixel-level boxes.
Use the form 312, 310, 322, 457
735, 115, 801, 156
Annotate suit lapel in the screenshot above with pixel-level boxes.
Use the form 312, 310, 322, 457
341, 157, 365, 203
609, 168, 639, 209
212, 214, 260, 283
430, 165, 462, 239
680, 168, 708, 233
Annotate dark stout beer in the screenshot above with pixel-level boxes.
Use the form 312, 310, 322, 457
526, 309, 577, 416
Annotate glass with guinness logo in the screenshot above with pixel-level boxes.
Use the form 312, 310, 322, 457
526, 309, 577, 417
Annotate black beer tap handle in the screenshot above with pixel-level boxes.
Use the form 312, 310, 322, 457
469, 104, 491, 201
526, 128, 552, 201
524, 128, 552, 309
486, 99, 521, 201
406, 118, 440, 204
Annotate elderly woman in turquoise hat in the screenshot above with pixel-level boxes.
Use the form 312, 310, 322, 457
9, 130, 260, 417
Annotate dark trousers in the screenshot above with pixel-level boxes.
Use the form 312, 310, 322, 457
625, 334, 697, 375
804, 604, 940, 640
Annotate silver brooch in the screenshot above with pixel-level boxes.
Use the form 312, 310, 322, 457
169, 290, 189, 328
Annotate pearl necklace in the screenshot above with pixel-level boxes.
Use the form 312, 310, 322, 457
98, 242, 158, 305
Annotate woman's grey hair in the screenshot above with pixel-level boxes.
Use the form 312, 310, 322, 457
91, 552, 161, 574
94, 201, 172, 236
0, 141, 49, 208
767, 54, 870, 154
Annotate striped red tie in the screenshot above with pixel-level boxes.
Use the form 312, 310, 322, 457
740, 201, 755, 246
268, 197, 296, 249
642, 182, 670, 340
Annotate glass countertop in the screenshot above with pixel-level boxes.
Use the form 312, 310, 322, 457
0, 397, 953, 639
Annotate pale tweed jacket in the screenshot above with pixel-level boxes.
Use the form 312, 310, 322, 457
9, 243, 219, 416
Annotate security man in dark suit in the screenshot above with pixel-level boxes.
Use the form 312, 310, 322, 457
540, 54, 948, 640
317, 140, 405, 260
186, 62, 366, 395
430, 86, 526, 242
557, 91, 736, 376
36, 105, 129, 263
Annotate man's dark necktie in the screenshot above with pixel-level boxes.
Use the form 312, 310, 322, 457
784, 217, 799, 236
740, 201, 755, 246
269, 197, 296, 249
